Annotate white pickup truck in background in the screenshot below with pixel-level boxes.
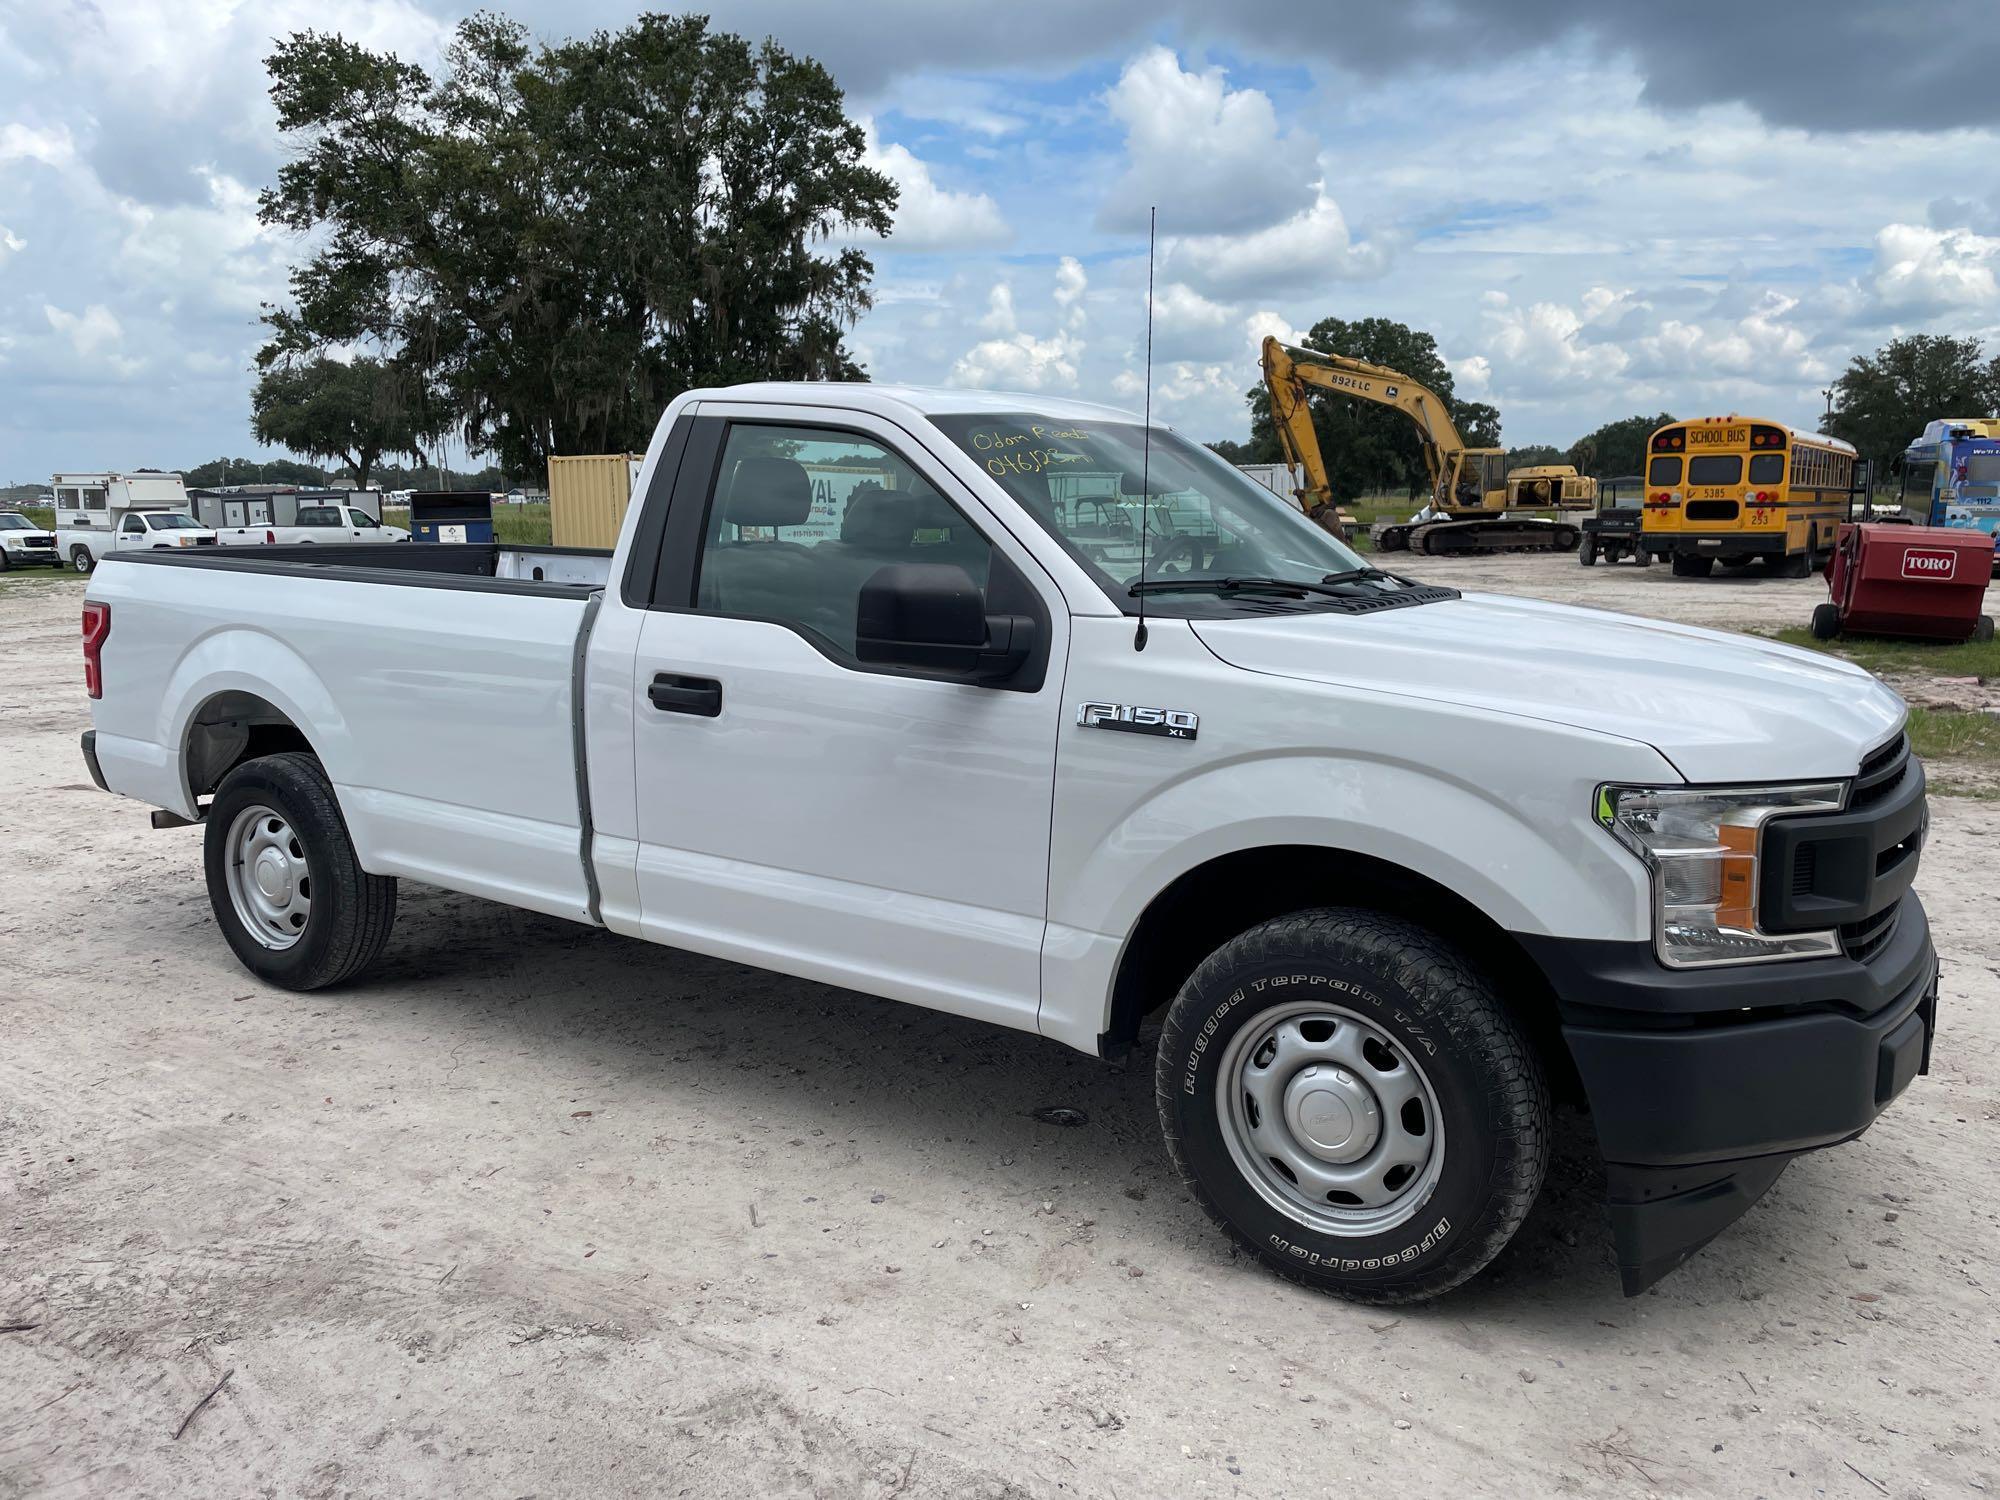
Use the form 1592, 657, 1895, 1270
213, 504, 410, 547
78, 381, 1937, 1304
60, 508, 218, 571
0, 509, 61, 569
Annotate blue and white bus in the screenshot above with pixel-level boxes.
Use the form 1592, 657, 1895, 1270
1900, 418, 2000, 568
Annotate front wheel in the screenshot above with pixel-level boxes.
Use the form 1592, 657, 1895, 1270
1633, 545, 1653, 567
204, 751, 397, 990
1156, 909, 1549, 1304
1578, 538, 1599, 566
1810, 602, 1842, 640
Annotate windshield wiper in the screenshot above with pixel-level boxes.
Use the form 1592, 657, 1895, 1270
1129, 573, 1407, 601
1129, 575, 1327, 598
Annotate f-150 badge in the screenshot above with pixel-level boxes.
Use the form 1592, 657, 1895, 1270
1076, 702, 1199, 740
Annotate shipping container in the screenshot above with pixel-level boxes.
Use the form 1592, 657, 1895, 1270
549, 454, 640, 549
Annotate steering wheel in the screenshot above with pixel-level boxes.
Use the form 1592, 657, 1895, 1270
1122, 533, 1204, 589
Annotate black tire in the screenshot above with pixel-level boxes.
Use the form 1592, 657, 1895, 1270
70, 546, 93, 574
1974, 615, 1995, 644
1670, 554, 1713, 578
1810, 602, 1842, 641
0, 548, 9, 572
203, 751, 396, 990
1776, 551, 1811, 579
1155, 908, 1549, 1305
1634, 545, 1653, 568
1578, 538, 1598, 567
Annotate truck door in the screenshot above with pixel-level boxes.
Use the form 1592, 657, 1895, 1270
624, 408, 1067, 1033
117, 513, 147, 550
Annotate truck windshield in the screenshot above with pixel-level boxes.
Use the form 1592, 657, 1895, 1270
144, 513, 202, 530
929, 412, 1369, 611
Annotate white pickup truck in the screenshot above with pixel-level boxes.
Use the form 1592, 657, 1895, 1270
61, 508, 218, 571
79, 382, 1936, 1302
213, 503, 410, 547
0, 509, 61, 569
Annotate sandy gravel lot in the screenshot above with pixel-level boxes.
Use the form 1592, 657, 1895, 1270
2, 562, 1995, 1499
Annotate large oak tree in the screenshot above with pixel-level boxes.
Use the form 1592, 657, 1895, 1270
257, 13, 896, 473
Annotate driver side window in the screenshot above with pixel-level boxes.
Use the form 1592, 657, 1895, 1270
692, 424, 994, 659
121, 515, 145, 535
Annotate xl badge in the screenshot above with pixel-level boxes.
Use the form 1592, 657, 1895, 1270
1076, 701, 1199, 740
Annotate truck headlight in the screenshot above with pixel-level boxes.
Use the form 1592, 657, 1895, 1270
1596, 782, 1846, 968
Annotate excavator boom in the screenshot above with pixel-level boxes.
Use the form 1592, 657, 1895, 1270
1257, 335, 1579, 556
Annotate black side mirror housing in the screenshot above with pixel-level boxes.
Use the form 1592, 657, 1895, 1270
855, 563, 1035, 683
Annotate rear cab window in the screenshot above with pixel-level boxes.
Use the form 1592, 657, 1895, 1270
1686, 455, 1743, 487
1647, 456, 1682, 485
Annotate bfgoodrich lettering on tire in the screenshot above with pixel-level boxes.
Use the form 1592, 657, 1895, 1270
1155, 908, 1549, 1304
203, 752, 397, 991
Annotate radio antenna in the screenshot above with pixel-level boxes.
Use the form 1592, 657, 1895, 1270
1135, 204, 1156, 653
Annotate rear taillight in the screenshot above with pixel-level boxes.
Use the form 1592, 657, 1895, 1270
82, 601, 110, 699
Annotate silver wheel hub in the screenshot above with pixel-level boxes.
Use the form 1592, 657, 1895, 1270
1285, 1065, 1381, 1163
223, 804, 312, 951
1216, 1000, 1445, 1238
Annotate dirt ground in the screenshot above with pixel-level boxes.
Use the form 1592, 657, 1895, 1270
2, 563, 1995, 1499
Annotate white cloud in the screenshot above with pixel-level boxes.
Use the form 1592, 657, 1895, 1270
1167, 191, 1392, 297
0, 122, 76, 168
860, 120, 1011, 252
1054, 256, 1087, 330
1100, 47, 1316, 234
949, 261, 1087, 391
44, 303, 124, 357
0, 224, 24, 262
1871, 222, 2000, 315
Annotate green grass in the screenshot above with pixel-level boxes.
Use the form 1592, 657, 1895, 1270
1771, 627, 2000, 682
1904, 704, 2000, 764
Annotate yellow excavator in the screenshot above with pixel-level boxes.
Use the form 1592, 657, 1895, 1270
1259, 336, 1585, 555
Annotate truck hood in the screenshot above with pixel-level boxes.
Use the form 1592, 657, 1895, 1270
1189, 591, 1905, 783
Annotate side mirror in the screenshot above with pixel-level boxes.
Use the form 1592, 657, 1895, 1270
855, 563, 1035, 683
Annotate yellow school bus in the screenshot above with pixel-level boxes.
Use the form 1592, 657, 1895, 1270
1641, 416, 1856, 577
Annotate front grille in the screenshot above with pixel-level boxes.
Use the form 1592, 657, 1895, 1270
1840, 903, 1900, 963
1852, 733, 1910, 809
22, 537, 53, 550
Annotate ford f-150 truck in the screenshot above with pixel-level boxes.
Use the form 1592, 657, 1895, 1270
213, 503, 411, 547
78, 383, 1937, 1303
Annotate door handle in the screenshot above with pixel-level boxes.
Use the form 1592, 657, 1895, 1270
648, 673, 722, 717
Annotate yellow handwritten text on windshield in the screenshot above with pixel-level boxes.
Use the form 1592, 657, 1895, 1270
967, 425, 1098, 478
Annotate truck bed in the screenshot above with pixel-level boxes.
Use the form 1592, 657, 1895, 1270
100, 541, 613, 591
87, 541, 612, 924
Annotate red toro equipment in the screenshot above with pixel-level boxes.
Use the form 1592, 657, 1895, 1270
1812, 523, 1995, 643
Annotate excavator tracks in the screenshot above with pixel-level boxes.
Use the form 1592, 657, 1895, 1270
1377, 517, 1583, 556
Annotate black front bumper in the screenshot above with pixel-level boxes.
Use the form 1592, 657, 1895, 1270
1519, 891, 1937, 1293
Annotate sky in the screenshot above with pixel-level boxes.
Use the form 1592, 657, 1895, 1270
4, 0, 2000, 482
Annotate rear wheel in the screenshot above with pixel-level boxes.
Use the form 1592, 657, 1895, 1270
1777, 550, 1811, 579
204, 752, 396, 990
1578, 537, 1599, 566
1810, 602, 1842, 640
70, 546, 93, 574
1671, 554, 1713, 578
1633, 545, 1653, 567
1156, 909, 1549, 1304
